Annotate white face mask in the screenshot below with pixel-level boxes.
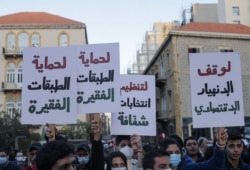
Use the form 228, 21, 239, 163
119, 145, 133, 159
111, 168, 127, 170
131, 158, 138, 165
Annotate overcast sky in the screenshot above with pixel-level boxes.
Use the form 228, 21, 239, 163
1, 0, 218, 73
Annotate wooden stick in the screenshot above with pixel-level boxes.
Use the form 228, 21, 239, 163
127, 159, 132, 170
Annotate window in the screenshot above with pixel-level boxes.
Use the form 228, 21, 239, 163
7, 63, 15, 83
17, 62, 22, 83
160, 60, 166, 78
232, 7, 240, 16
161, 93, 167, 113
7, 34, 15, 51
59, 34, 68, 47
6, 97, 15, 118
220, 49, 233, 52
233, 20, 240, 24
31, 33, 40, 47
188, 48, 200, 53
18, 33, 28, 53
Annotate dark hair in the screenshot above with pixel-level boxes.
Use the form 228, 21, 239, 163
106, 151, 127, 170
160, 137, 181, 153
143, 144, 153, 154
169, 134, 184, 149
36, 141, 75, 170
184, 136, 197, 148
142, 149, 169, 170
115, 135, 130, 146
227, 134, 242, 141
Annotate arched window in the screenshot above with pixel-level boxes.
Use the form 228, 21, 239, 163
7, 34, 15, 51
17, 62, 22, 84
59, 34, 68, 47
31, 33, 40, 47
18, 32, 28, 53
17, 96, 22, 115
6, 97, 15, 118
7, 63, 16, 83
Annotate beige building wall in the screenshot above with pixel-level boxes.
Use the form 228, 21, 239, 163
0, 24, 87, 122
218, 0, 250, 25
192, 3, 218, 22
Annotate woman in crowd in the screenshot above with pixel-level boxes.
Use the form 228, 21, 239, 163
106, 151, 127, 170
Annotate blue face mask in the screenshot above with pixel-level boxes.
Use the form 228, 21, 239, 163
78, 156, 89, 165
170, 154, 181, 168
0, 157, 7, 165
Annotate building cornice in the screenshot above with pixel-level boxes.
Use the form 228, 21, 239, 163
0, 23, 86, 29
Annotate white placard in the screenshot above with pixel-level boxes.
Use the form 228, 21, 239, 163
76, 43, 121, 113
189, 52, 244, 128
111, 75, 156, 136
21, 47, 78, 124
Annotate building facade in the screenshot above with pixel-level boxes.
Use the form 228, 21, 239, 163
131, 22, 179, 74
144, 22, 250, 140
0, 12, 88, 122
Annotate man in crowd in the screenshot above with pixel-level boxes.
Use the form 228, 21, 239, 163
142, 149, 171, 170
75, 143, 91, 169
225, 134, 250, 169
115, 134, 144, 170
23, 142, 42, 170
183, 136, 203, 162
0, 148, 21, 170
35, 141, 76, 170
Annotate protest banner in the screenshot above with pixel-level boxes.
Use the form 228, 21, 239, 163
21, 46, 78, 124
111, 74, 156, 136
189, 52, 244, 128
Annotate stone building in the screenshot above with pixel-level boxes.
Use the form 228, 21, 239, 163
143, 22, 250, 140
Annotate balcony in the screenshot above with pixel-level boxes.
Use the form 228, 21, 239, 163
2, 82, 22, 92
156, 110, 168, 121
2, 47, 23, 59
155, 72, 166, 87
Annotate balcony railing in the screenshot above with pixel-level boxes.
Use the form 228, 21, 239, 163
2, 47, 23, 58
155, 71, 166, 87
2, 82, 22, 92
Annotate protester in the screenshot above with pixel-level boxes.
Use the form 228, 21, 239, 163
0, 148, 21, 170
15, 151, 26, 169
115, 134, 143, 170
142, 149, 172, 170
160, 137, 185, 170
35, 140, 76, 170
183, 136, 203, 162
197, 136, 213, 159
23, 142, 42, 170
106, 151, 127, 170
225, 134, 250, 169
75, 143, 91, 170
182, 127, 250, 170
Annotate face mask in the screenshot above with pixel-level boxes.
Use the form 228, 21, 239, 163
131, 158, 138, 165
0, 157, 7, 165
170, 154, 181, 168
119, 145, 133, 159
111, 168, 127, 170
78, 156, 89, 164
207, 143, 213, 147
16, 157, 25, 162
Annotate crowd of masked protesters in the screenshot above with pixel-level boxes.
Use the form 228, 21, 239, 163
1, 119, 250, 170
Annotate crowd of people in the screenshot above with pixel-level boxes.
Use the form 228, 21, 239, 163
0, 120, 250, 170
